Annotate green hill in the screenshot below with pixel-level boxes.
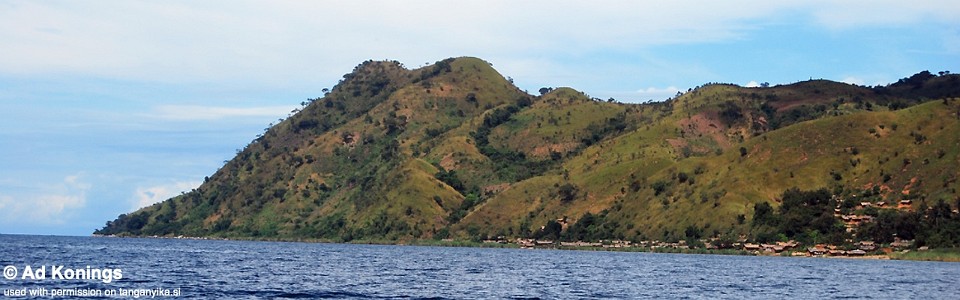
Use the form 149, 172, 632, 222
96, 57, 960, 248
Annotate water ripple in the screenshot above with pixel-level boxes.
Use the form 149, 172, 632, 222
1, 235, 958, 299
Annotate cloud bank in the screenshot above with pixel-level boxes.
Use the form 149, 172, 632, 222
134, 181, 202, 210
0, 174, 90, 226
152, 105, 300, 121
2, 1, 955, 88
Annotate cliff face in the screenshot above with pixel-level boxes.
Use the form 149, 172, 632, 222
96, 58, 960, 243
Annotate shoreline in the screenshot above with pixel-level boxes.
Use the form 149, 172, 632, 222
87, 234, 960, 263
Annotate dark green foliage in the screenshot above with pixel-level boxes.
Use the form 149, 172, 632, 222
295, 119, 320, 132
213, 218, 232, 232
94, 212, 150, 236
558, 183, 579, 202
751, 188, 846, 245
381, 139, 400, 160
861, 210, 919, 243
382, 111, 407, 135
306, 213, 348, 240
434, 168, 465, 192
677, 172, 689, 184
535, 220, 563, 241
550, 150, 563, 161
434, 227, 450, 240
564, 213, 596, 241
768, 104, 828, 129
581, 113, 631, 146
651, 180, 670, 196
888, 100, 908, 110
562, 211, 620, 242
421, 58, 454, 81
464, 93, 478, 105
719, 101, 743, 126
470, 99, 557, 182
874, 72, 960, 104
684, 225, 703, 239
911, 131, 927, 144
861, 200, 960, 248
447, 193, 480, 224
629, 180, 643, 192
892, 70, 935, 90
515, 95, 533, 108
684, 225, 705, 248
921, 200, 960, 247
424, 127, 444, 138
484, 106, 519, 128
831, 171, 843, 181
751, 202, 776, 228
760, 102, 776, 118
777, 188, 837, 237
362, 209, 411, 239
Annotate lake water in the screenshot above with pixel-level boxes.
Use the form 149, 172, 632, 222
0, 235, 957, 299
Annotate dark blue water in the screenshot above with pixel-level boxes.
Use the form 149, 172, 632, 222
1, 235, 957, 299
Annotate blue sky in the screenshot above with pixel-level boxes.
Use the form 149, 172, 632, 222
1, 1, 957, 235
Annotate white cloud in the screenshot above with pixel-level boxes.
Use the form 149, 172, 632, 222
0, 195, 10, 212
1, 1, 955, 97
839, 75, 892, 87
604, 86, 683, 103
0, 174, 90, 225
638, 86, 682, 98
805, 0, 960, 29
151, 105, 299, 121
840, 77, 865, 86
0, 1, 804, 85
134, 181, 202, 210
745, 81, 761, 88
64, 174, 91, 190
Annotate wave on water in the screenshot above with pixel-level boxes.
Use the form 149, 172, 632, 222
1, 235, 958, 299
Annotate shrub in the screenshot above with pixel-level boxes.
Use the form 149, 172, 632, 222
652, 181, 670, 196
558, 183, 579, 202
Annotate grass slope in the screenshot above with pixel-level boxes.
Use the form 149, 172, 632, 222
96, 59, 960, 246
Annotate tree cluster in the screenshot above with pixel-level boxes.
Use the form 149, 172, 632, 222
861, 199, 960, 248
751, 188, 846, 244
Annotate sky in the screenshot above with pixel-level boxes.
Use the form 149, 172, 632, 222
1, 1, 958, 235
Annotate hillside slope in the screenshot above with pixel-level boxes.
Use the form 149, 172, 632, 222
96, 58, 960, 246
